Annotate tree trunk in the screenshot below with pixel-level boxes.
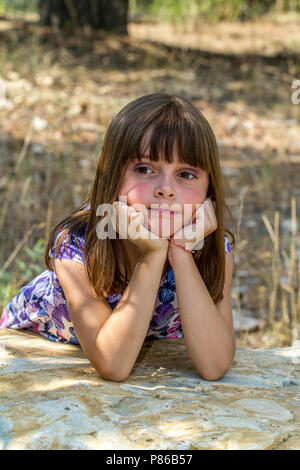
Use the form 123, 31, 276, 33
39, 0, 129, 34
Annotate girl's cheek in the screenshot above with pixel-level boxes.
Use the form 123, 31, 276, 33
128, 187, 149, 206
119, 181, 149, 203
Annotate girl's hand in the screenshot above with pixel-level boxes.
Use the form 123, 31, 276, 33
111, 201, 169, 257
169, 198, 218, 252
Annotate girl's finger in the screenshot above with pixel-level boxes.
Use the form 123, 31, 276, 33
194, 204, 205, 223
114, 201, 141, 222
129, 212, 160, 240
129, 211, 144, 223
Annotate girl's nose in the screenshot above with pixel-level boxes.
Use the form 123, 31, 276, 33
154, 186, 176, 199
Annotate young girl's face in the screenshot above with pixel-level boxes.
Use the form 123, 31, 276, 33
119, 146, 210, 238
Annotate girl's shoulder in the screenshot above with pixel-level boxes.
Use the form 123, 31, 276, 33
49, 203, 90, 265
49, 223, 87, 265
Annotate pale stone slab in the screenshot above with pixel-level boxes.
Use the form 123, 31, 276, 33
0, 329, 299, 450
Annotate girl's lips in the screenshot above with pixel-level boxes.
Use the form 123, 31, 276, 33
148, 208, 176, 215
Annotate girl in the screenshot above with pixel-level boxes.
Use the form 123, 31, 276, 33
0, 93, 235, 382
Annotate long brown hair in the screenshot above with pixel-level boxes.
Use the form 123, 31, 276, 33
45, 93, 235, 303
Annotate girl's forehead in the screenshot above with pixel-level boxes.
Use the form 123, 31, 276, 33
129, 126, 209, 170
130, 148, 206, 170
132, 153, 183, 165
139, 127, 179, 157
139, 139, 186, 163
138, 145, 204, 167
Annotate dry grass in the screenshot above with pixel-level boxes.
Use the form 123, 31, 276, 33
0, 12, 299, 349
129, 11, 300, 56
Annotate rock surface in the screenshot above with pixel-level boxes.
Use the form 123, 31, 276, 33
0, 329, 299, 450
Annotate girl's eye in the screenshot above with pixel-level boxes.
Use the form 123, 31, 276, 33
134, 166, 153, 175
134, 166, 197, 180
179, 171, 197, 180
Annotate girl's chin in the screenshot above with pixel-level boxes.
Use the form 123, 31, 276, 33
146, 218, 181, 239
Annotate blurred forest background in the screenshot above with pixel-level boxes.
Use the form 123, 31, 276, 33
0, 0, 299, 349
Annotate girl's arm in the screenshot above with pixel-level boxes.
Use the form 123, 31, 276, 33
95, 249, 168, 381
168, 245, 235, 381
54, 248, 168, 382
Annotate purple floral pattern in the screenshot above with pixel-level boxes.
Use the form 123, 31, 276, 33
0, 225, 232, 344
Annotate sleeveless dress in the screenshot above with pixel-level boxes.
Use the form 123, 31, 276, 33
0, 223, 232, 345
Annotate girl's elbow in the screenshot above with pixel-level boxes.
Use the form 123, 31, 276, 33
94, 362, 131, 382
87, 349, 132, 382
197, 357, 234, 381
199, 369, 227, 381
99, 370, 130, 382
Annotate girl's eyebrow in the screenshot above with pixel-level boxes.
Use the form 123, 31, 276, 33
136, 157, 202, 174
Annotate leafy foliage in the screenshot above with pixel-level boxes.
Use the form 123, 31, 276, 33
136, 0, 300, 22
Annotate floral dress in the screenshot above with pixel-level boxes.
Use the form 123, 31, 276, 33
0, 224, 232, 344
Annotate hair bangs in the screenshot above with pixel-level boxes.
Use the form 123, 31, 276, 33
136, 115, 211, 173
